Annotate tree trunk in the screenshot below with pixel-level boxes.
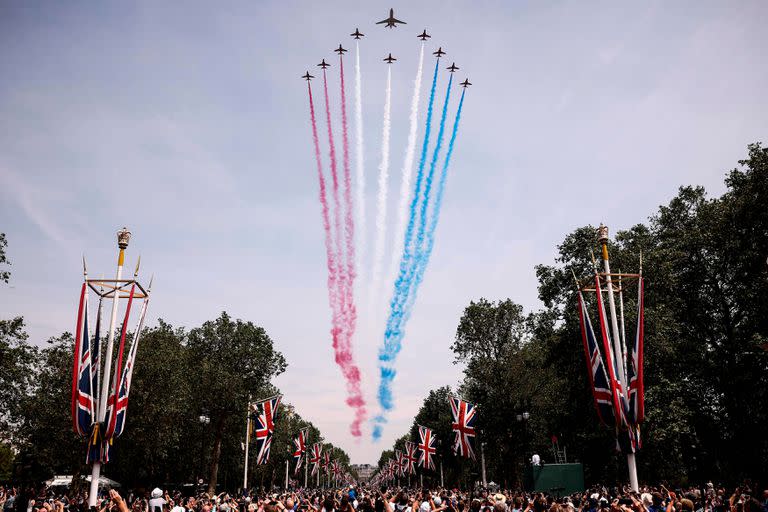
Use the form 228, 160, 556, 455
207, 415, 226, 494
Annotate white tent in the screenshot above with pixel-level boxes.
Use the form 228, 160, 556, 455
45, 475, 121, 488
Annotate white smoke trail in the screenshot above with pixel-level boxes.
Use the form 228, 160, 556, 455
354, 41, 366, 292
369, 66, 392, 319
385, 43, 425, 294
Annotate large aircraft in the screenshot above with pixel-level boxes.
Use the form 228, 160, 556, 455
317, 59, 330, 69
417, 30, 431, 41
460, 79, 472, 88
302, 71, 314, 81
376, 8, 406, 28
383, 53, 397, 64
446, 62, 459, 73
350, 28, 364, 39
334, 44, 347, 55
433, 47, 446, 58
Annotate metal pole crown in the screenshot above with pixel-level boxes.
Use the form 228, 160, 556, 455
117, 227, 132, 249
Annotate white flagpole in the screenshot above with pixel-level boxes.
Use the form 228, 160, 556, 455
597, 224, 638, 492
285, 460, 289, 490
243, 397, 251, 492
304, 454, 308, 488
88, 228, 131, 507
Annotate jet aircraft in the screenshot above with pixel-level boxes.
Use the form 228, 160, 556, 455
460, 79, 471, 88
446, 62, 459, 73
302, 71, 314, 81
334, 44, 347, 55
417, 30, 430, 41
350, 28, 364, 39
317, 59, 330, 69
383, 53, 397, 64
376, 8, 406, 28
433, 47, 446, 58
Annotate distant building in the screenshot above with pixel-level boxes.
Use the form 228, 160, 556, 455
351, 464, 375, 482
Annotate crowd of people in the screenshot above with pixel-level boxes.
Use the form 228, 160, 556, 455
2, 483, 767, 512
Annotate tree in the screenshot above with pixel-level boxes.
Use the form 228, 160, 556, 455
0, 233, 10, 284
0, 318, 37, 442
186, 312, 287, 493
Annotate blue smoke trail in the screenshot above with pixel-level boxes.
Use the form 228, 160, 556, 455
373, 69, 458, 441
412, 73, 453, 286
405, 89, 466, 313
372, 60, 439, 440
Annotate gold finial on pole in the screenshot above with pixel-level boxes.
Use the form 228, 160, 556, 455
117, 227, 131, 250
134, 255, 141, 277
597, 223, 610, 261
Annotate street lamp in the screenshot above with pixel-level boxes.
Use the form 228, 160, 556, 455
199, 414, 210, 481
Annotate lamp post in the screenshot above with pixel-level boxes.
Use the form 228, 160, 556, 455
199, 414, 210, 482
516, 404, 530, 489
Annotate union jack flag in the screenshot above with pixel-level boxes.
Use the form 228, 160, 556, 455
577, 288, 617, 427
309, 443, 322, 476
106, 291, 149, 441
251, 395, 282, 465
394, 450, 404, 477
417, 425, 437, 470
626, 277, 645, 426
292, 428, 308, 475
404, 441, 417, 475
322, 451, 331, 475
449, 396, 477, 460
103, 284, 137, 441
594, 275, 628, 429
72, 283, 94, 437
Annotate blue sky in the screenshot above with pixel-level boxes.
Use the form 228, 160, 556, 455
1, 1, 766, 463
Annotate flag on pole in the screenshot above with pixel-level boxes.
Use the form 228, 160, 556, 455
577, 287, 618, 427
251, 395, 282, 464
106, 292, 150, 440
449, 396, 477, 460
309, 443, 322, 476
594, 275, 628, 429
627, 277, 645, 425
394, 450, 404, 477
292, 428, 308, 475
103, 283, 137, 440
322, 451, 330, 476
417, 425, 437, 470
404, 441, 417, 475
72, 283, 94, 437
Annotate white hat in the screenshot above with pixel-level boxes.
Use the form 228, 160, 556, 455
433, 498, 442, 507
151, 489, 163, 498
420, 503, 431, 512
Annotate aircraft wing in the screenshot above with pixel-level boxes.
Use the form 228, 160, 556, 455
375, 19, 388, 24
392, 18, 406, 24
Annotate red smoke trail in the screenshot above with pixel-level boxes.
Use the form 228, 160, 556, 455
322, 70, 367, 436
339, 55, 364, 435
308, 81, 341, 364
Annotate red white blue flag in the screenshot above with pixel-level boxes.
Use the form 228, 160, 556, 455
72, 283, 94, 437
252, 395, 282, 465
577, 288, 618, 427
404, 441, 417, 475
449, 396, 477, 460
417, 425, 437, 470
106, 288, 149, 441
627, 277, 645, 425
309, 443, 322, 476
292, 428, 308, 475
